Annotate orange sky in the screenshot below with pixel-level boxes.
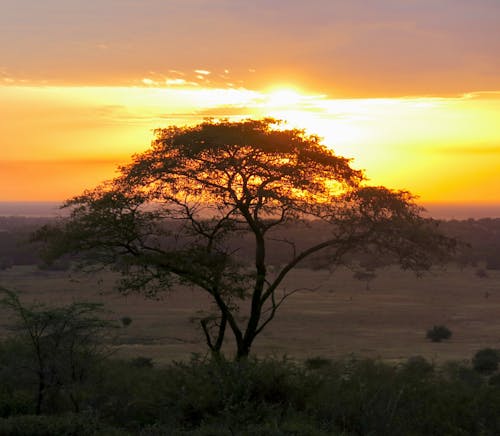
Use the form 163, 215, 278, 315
1, 1, 499, 205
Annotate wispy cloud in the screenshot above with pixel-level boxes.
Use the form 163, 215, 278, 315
165, 78, 187, 86
459, 91, 500, 100
141, 78, 156, 86
0, 67, 26, 84
136, 68, 254, 89
168, 70, 185, 76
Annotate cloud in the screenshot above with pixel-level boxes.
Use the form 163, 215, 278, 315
0, 67, 28, 84
459, 91, 500, 101
2, 0, 500, 95
138, 69, 252, 89
142, 76, 200, 88
142, 78, 157, 86
165, 78, 186, 86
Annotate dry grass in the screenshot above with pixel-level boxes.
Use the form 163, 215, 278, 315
1, 265, 499, 364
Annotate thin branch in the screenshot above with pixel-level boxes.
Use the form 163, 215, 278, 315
256, 285, 320, 336
262, 231, 371, 303
267, 236, 297, 259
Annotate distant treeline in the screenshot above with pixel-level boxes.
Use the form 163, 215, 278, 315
1, 216, 499, 271
0, 217, 52, 269
444, 218, 500, 269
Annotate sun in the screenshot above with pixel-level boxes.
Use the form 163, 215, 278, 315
256, 85, 370, 165
265, 87, 304, 107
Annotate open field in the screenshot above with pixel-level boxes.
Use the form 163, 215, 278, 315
1, 265, 499, 365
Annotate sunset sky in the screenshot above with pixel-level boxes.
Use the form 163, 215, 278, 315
1, 0, 499, 209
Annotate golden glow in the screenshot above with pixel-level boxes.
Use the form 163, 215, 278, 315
1, 84, 499, 204
265, 87, 303, 107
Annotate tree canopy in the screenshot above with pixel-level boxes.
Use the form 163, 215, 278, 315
36, 119, 455, 358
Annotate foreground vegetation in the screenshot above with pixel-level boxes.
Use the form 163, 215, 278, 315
1, 264, 500, 434
1, 288, 499, 435
2, 347, 500, 435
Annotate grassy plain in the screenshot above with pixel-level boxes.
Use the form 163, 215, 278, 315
0, 265, 499, 365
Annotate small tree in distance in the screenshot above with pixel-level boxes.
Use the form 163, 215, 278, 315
353, 270, 377, 290
35, 119, 455, 359
426, 325, 452, 343
0, 288, 114, 414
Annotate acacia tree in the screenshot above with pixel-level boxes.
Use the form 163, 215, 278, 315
0, 288, 113, 414
36, 119, 454, 359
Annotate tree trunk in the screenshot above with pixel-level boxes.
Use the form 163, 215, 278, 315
239, 227, 266, 359
200, 312, 227, 357
236, 342, 251, 360
36, 372, 45, 415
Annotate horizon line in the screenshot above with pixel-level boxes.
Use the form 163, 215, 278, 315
1, 201, 500, 220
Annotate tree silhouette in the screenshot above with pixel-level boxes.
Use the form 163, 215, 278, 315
36, 119, 455, 358
0, 288, 113, 414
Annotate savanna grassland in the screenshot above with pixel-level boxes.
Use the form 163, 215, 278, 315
2, 215, 500, 434
1, 264, 499, 364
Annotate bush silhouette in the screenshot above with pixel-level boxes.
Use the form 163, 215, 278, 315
120, 316, 132, 327
473, 348, 500, 374
426, 325, 452, 342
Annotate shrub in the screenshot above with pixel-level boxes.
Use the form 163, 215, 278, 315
0, 290, 114, 415
441, 361, 483, 388
7, 352, 500, 434
121, 316, 133, 327
488, 372, 500, 386
426, 325, 452, 342
400, 356, 434, 378
0, 413, 125, 436
473, 348, 500, 374
304, 356, 332, 370
130, 357, 154, 368
476, 268, 488, 278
